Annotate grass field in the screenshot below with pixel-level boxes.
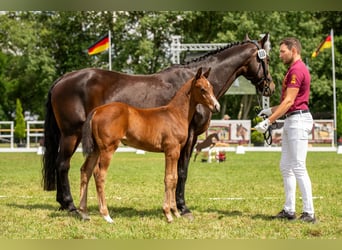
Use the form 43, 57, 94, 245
0, 151, 341, 239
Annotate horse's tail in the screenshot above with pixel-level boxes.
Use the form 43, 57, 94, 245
82, 111, 96, 156
42, 86, 60, 191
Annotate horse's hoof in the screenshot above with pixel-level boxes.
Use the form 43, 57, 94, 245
58, 206, 66, 211
181, 212, 194, 221
103, 215, 114, 223
69, 209, 82, 218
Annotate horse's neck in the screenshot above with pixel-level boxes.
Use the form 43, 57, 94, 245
186, 43, 251, 98
167, 79, 196, 123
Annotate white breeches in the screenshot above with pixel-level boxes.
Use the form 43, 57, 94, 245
280, 112, 314, 214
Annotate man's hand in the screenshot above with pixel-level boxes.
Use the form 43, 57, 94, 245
258, 107, 272, 118
255, 119, 271, 133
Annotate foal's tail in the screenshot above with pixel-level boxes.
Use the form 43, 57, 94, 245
82, 111, 96, 156
42, 86, 60, 191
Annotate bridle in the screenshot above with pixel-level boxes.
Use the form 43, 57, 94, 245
250, 40, 275, 145
249, 40, 272, 97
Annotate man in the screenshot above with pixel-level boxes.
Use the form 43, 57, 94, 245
255, 37, 316, 223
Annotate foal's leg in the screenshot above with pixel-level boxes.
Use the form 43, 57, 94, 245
94, 145, 117, 223
79, 152, 99, 221
163, 147, 181, 223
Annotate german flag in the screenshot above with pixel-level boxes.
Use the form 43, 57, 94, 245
87, 34, 109, 55
312, 35, 332, 58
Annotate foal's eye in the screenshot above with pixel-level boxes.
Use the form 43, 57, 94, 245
201, 88, 206, 94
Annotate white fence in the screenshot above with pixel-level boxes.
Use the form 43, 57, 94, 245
26, 121, 44, 148
0, 121, 44, 150
0, 120, 338, 153
0, 121, 14, 149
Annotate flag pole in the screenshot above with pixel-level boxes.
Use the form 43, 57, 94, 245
331, 28, 337, 146
108, 30, 112, 71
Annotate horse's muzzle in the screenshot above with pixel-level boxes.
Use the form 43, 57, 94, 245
213, 102, 221, 113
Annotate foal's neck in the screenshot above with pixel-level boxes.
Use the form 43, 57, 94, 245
167, 79, 197, 123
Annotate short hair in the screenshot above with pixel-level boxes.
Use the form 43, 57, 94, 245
279, 37, 302, 54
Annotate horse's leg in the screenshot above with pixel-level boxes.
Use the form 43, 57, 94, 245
94, 146, 116, 223
79, 152, 99, 221
56, 134, 80, 212
163, 147, 181, 223
176, 127, 197, 218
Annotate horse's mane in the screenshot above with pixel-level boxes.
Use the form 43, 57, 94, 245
181, 40, 248, 65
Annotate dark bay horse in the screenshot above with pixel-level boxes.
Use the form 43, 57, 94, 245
42, 34, 275, 218
193, 133, 220, 162
79, 68, 219, 223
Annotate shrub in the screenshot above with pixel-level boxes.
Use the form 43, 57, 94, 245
14, 98, 26, 144
251, 116, 264, 146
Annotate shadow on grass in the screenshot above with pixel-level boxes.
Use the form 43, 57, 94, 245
6, 200, 167, 221
6, 203, 57, 211
193, 206, 275, 221
107, 206, 162, 219
251, 213, 275, 221
7, 202, 275, 222
206, 209, 243, 218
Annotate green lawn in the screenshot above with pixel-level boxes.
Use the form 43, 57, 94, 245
0, 151, 341, 239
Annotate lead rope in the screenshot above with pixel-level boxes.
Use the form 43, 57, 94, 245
255, 95, 273, 145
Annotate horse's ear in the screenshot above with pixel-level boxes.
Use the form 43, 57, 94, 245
244, 34, 251, 41
260, 33, 271, 54
203, 67, 211, 78
195, 67, 202, 80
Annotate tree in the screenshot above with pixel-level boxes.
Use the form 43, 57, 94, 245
14, 98, 26, 145
0, 12, 56, 119
0, 11, 341, 122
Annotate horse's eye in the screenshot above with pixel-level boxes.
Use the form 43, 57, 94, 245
201, 88, 206, 94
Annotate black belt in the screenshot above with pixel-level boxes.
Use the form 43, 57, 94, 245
284, 110, 310, 119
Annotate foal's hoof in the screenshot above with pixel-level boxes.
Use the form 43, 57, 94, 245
166, 216, 174, 223
103, 215, 114, 223
173, 210, 181, 219
164, 212, 174, 223
77, 210, 90, 221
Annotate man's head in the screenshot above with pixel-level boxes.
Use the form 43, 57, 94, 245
279, 37, 302, 65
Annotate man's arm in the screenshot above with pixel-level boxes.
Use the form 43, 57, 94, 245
268, 87, 299, 123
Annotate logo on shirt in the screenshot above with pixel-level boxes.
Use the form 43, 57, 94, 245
291, 74, 297, 84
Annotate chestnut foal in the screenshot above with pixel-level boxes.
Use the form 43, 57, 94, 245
79, 67, 220, 223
